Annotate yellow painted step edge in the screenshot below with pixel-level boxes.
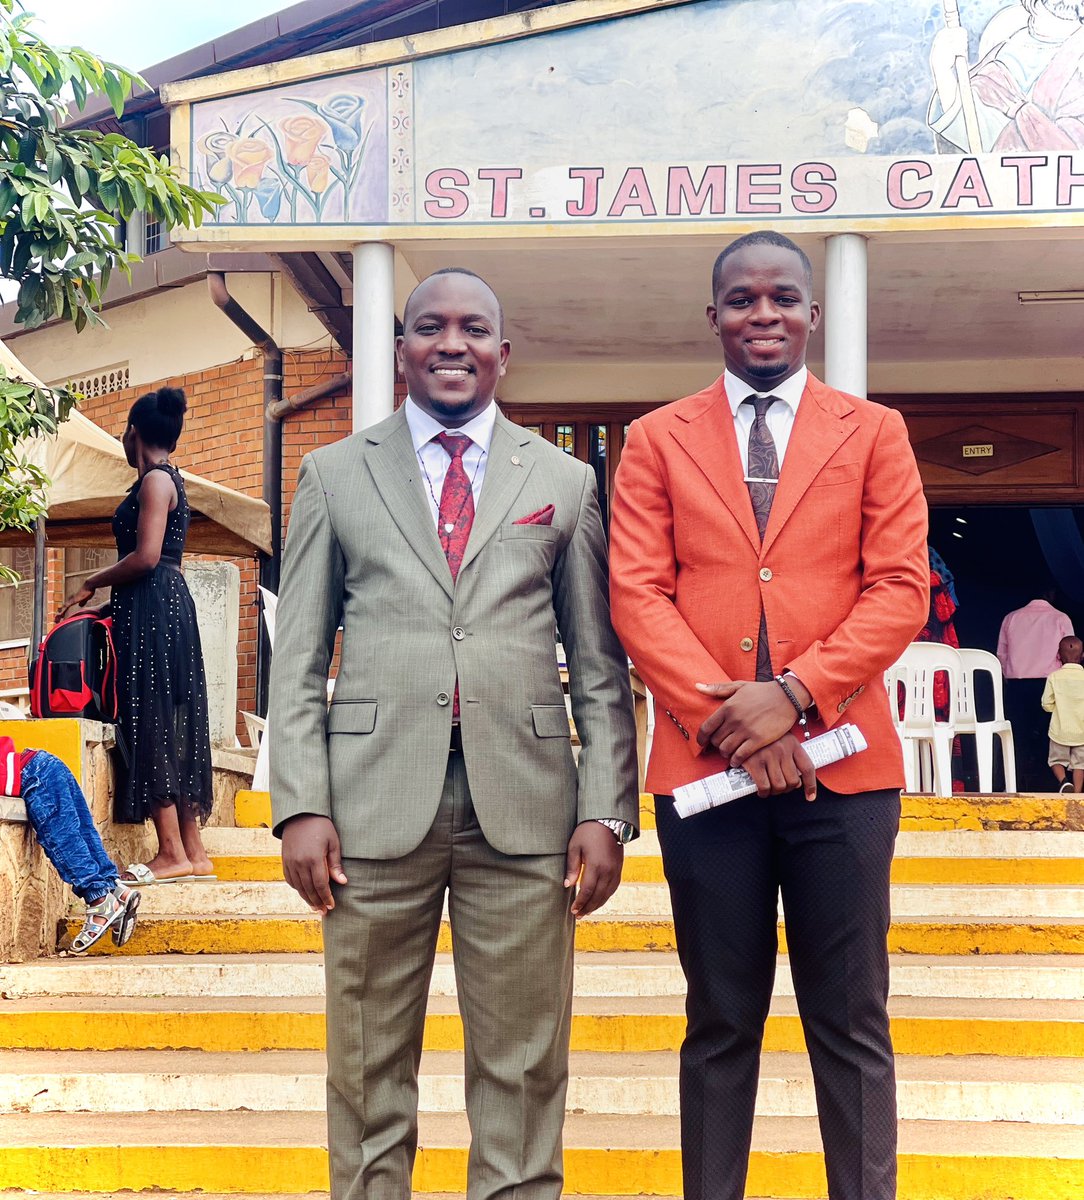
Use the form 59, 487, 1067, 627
3, 1144, 1083, 1199
5, 1009, 1081, 1057
65, 916, 1084, 957
213, 854, 1084, 887
235, 790, 1084, 833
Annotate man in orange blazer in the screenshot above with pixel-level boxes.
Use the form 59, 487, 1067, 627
609, 231, 929, 1200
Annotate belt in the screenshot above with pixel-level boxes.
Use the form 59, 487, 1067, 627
449, 725, 463, 752
159, 558, 183, 573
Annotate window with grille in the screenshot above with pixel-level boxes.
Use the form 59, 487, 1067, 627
63, 548, 117, 612
0, 547, 35, 644
144, 217, 165, 255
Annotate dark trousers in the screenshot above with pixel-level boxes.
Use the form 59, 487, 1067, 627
656, 783, 900, 1200
1003, 677, 1049, 792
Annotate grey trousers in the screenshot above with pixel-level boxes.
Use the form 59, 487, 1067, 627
322, 748, 575, 1200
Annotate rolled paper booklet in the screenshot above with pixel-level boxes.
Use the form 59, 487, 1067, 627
672, 723, 869, 818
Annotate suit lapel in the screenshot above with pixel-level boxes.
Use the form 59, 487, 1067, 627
762, 377, 856, 554
670, 380, 761, 553
458, 415, 534, 575
364, 411, 455, 600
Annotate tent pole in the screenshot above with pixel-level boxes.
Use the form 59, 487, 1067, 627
29, 516, 46, 670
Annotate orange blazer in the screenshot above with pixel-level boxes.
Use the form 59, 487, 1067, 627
610, 372, 930, 796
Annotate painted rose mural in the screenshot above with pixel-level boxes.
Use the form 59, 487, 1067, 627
192, 71, 389, 225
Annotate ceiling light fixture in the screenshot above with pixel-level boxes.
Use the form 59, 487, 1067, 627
1018, 290, 1084, 304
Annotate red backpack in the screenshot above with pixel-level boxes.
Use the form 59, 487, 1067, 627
29, 612, 119, 723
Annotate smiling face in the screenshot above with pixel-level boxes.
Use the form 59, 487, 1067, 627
707, 244, 821, 389
396, 272, 510, 426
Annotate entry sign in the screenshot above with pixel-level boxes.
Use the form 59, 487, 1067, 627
962, 444, 995, 459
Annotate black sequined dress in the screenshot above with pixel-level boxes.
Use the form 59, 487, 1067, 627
110, 462, 213, 824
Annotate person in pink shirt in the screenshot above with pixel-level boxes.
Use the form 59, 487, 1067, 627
998, 587, 1075, 791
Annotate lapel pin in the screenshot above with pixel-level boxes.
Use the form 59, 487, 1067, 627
511, 455, 522, 466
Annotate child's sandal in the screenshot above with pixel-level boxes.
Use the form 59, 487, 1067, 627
70, 893, 125, 954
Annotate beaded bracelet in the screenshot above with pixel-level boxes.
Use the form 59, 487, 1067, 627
775, 673, 811, 740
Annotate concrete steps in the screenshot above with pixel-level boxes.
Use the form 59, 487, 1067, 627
61, 908, 1084, 955
4, 791, 1083, 1198
5, 1047, 1083, 1123
3, 1111, 1082, 1198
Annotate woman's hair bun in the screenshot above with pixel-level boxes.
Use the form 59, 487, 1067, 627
156, 387, 187, 417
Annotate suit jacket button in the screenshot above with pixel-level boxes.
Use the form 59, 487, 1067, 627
740, 637, 754, 652
437, 692, 451, 706
837, 701, 847, 714
682, 728, 690, 740
452, 627, 466, 641
759, 567, 773, 581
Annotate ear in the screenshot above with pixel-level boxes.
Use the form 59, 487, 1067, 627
394, 336, 405, 375
498, 339, 511, 377
808, 300, 822, 333
706, 303, 720, 336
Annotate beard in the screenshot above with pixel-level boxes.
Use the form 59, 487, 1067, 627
744, 359, 792, 380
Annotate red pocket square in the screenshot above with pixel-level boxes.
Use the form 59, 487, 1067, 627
514, 504, 555, 526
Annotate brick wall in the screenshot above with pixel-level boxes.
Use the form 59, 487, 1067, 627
0, 348, 377, 737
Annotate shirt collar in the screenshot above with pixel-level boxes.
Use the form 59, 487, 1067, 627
723, 366, 808, 418
405, 397, 498, 454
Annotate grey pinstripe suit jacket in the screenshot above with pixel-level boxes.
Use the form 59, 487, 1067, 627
268, 408, 638, 858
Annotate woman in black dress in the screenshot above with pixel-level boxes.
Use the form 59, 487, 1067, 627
58, 387, 214, 883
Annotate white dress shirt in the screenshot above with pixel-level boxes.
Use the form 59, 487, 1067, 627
723, 366, 808, 474
404, 397, 497, 527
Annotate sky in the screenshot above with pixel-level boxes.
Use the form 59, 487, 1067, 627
25, 0, 291, 72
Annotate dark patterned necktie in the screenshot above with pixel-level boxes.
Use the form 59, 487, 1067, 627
435, 432, 475, 718
743, 395, 779, 681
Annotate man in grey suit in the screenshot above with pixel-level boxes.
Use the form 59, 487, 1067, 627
269, 267, 638, 1200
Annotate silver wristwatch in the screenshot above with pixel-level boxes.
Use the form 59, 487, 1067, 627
593, 817, 636, 844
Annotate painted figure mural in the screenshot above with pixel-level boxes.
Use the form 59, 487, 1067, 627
186, 0, 1084, 228
929, 0, 1084, 151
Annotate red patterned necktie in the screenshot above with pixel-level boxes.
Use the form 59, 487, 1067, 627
435, 431, 475, 718
743, 395, 779, 681
435, 432, 475, 579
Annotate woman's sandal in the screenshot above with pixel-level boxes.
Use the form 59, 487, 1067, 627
70, 893, 126, 954
112, 883, 142, 948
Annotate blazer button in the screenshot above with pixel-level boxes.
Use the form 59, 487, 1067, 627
837, 702, 846, 714
437, 692, 451, 706
759, 567, 773, 581
452, 627, 466, 641
740, 637, 754, 652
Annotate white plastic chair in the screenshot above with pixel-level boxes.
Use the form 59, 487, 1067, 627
250, 588, 278, 792
249, 588, 335, 791
893, 642, 961, 796
883, 661, 918, 792
955, 647, 1017, 793
258, 585, 277, 649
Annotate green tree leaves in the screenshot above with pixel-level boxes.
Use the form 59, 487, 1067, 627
0, 0, 223, 540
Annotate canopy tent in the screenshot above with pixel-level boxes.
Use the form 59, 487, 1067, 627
0, 339, 271, 557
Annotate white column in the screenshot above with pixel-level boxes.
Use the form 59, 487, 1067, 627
823, 233, 868, 399
351, 242, 396, 430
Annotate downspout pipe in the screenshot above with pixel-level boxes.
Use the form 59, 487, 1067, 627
208, 271, 283, 718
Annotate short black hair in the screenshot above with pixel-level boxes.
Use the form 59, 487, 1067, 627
711, 231, 814, 300
402, 266, 505, 333
127, 386, 187, 452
